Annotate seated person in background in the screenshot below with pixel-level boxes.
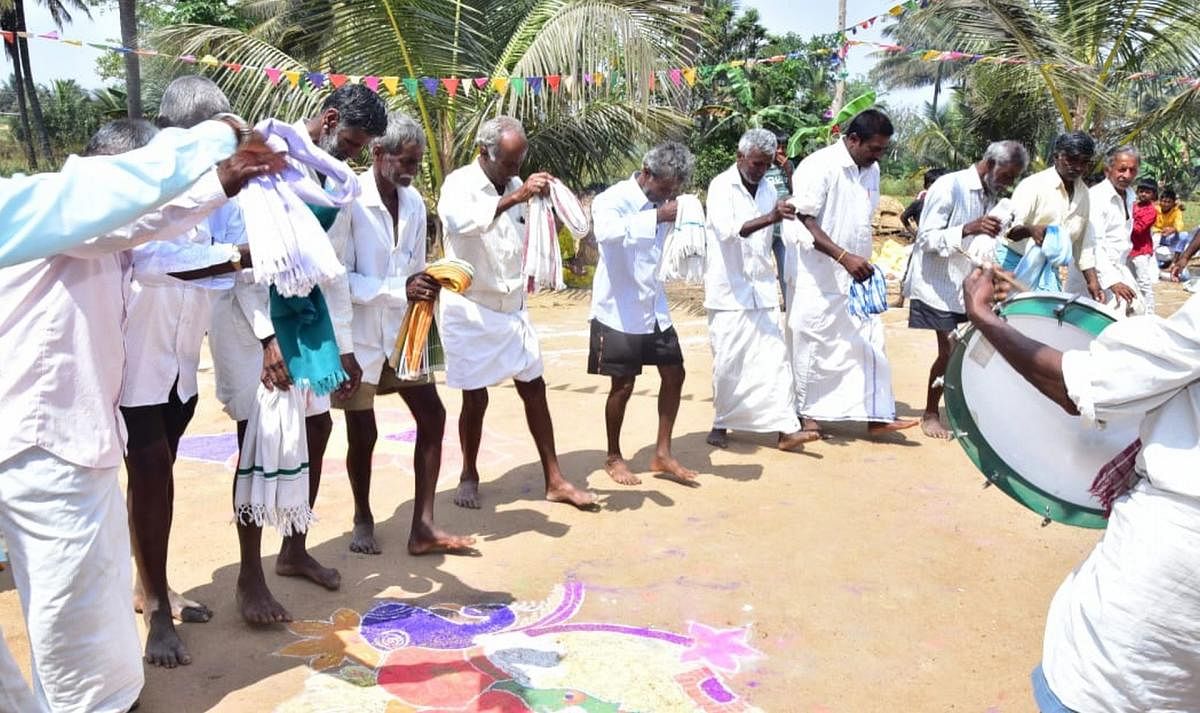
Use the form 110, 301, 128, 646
1154, 187, 1188, 264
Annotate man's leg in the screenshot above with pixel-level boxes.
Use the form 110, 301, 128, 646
233, 419, 291, 625
1130, 254, 1157, 314
276, 411, 341, 590
122, 402, 193, 668
399, 385, 475, 554
157, 389, 212, 623
920, 330, 955, 439
0, 450, 143, 713
603, 375, 640, 485
513, 376, 597, 508
454, 387, 488, 509
344, 408, 380, 554
652, 364, 697, 484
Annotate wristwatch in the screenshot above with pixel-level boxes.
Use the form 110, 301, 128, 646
213, 112, 252, 147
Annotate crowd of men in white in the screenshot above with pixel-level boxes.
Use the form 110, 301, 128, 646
0, 74, 1195, 713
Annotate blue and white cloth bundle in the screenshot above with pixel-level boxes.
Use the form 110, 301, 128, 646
847, 265, 889, 320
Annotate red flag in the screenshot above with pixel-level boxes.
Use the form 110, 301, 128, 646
1, 31, 12, 45
329, 74, 348, 88
442, 77, 460, 95
546, 74, 561, 92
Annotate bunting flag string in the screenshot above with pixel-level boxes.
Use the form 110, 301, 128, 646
840, 0, 933, 36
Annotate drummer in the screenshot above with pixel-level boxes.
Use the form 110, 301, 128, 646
906, 141, 1028, 438
962, 266, 1200, 712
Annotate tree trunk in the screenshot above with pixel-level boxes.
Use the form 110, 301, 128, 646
3, 30, 38, 169
831, 0, 847, 115
931, 63, 943, 115
12, 0, 53, 163
117, 0, 142, 118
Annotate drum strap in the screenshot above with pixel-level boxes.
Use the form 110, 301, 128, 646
1090, 438, 1142, 517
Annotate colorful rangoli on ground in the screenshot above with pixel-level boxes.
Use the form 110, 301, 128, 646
273, 581, 763, 712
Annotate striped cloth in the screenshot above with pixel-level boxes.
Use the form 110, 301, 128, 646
847, 266, 889, 320
524, 179, 589, 293
233, 384, 314, 536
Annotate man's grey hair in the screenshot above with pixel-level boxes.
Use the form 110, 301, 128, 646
737, 128, 777, 158
157, 75, 231, 129
1105, 144, 1140, 166
983, 140, 1030, 169
642, 142, 695, 184
84, 118, 159, 156
373, 112, 426, 152
476, 116, 525, 160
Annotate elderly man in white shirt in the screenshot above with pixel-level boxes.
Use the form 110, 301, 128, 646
785, 109, 918, 438
703, 129, 813, 453
908, 140, 1028, 439
438, 116, 595, 511
0, 117, 275, 713
1003, 132, 1104, 301
962, 268, 1200, 713
330, 112, 476, 557
1089, 145, 1143, 315
588, 141, 698, 486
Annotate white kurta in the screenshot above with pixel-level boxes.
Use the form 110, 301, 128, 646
437, 160, 542, 388
704, 165, 800, 434
1088, 180, 1142, 314
1042, 295, 1200, 712
783, 140, 897, 422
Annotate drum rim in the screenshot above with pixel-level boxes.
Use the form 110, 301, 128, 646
944, 296, 1112, 529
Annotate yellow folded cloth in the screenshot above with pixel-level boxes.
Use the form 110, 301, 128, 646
389, 258, 474, 378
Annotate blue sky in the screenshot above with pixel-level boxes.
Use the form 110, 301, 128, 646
4, 0, 931, 108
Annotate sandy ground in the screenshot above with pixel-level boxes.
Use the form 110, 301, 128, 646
1, 280, 1193, 713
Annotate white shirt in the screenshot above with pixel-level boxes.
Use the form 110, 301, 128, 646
704, 164, 779, 311
0, 174, 231, 469
910, 166, 997, 313
1005, 167, 1096, 271
204, 199, 276, 341
329, 168, 428, 382
1088, 180, 1136, 290
588, 175, 672, 333
438, 159, 528, 313
785, 139, 880, 295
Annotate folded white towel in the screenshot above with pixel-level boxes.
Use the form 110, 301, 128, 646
233, 384, 314, 536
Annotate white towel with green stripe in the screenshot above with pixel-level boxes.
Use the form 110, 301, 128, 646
233, 384, 314, 536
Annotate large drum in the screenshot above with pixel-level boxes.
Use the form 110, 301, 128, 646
944, 293, 1141, 528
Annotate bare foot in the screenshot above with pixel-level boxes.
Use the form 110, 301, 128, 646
867, 418, 920, 435
604, 456, 641, 486
236, 574, 292, 626
546, 481, 599, 510
800, 417, 823, 439
778, 429, 821, 452
143, 609, 192, 668
275, 552, 341, 591
134, 584, 212, 623
349, 520, 380, 555
454, 480, 481, 509
407, 527, 477, 556
706, 428, 728, 449
650, 455, 699, 486
920, 413, 953, 440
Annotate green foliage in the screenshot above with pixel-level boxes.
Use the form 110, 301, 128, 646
0, 78, 120, 159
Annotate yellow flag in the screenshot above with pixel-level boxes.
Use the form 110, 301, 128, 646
492, 76, 509, 94
921, 50, 940, 61
682, 67, 697, 86
200, 54, 220, 67
283, 70, 301, 88
381, 76, 400, 95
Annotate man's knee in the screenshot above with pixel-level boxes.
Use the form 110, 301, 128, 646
610, 376, 636, 399
514, 377, 547, 400
345, 411, 378, 449
307, 411, 333, 441
658, 363, 686, 385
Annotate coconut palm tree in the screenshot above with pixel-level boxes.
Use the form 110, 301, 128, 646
117, 0, 141, 117
1, 7, 37, 168
154, 0, 703, 192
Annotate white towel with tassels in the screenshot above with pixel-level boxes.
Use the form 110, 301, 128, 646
658, 194, 707, 283
233, 384, 314, 536
525, 179, 589, 292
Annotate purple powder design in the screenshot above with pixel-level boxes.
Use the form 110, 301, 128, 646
360, 602, 517, 650
177, 433, 239, 463
700, 677, 736, 703
383, 428, 418, 443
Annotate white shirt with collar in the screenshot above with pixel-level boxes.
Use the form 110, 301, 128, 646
1088, 180, 1136, 290
1005, 166, 1096, 272
704, 164, 779, 311
329, 167, 428, 383
438, 159, 528, 314
0, 172, 230, 469
909, 166, 998, 313
589, 174, 672, 333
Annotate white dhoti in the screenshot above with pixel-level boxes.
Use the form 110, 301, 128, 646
1129, 253, 1157, 313
708, 308, 802, 434
787, 281, 897, 423
439, 290, 544, 390
0, 448, 143, 713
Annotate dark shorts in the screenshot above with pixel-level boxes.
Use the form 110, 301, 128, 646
587, 319, 684, 377
120, 379, 198, 452
908, 299, 967, 332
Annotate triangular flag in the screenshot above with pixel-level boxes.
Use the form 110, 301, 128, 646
402, 77, 419, 98
349, 75, 362, 85
179, 54, 197, 64
510, 76, 525, 95
87, 42, 108, 51
473, 77, 489, 89
442, 77, 460, 95
583, 73, 593, 86
668, 68, 682, 86
38, 31, 58, 40
594, 72, 605, 85
306, 72, 326, 88
562, 75, 576, 93
682, 67, 697, 86
889, 4, 904, 15
363, 76, 380, 92
1, 31, 13, 45
134, 49, 159, 57
329, 74, 348, 88
546, 74, 561, 92
265, 67, 283, 86
61, 39, 81, 47
527, 76, 542, 95
491, 77, 508, 94
16, 31, 28, 38
648, 72, 656, 91
421, 77, 439, 95
283, 70, 301, 88
462, 79, 471, 97
921, 50, 940, 61
199, 54, 220, 67
225, 62, 243, 73
381, 76, 399, 95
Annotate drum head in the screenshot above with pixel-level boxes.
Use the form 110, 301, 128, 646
945, 294, 1139, 528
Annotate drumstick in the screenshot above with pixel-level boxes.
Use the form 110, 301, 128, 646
954, 247, 1032, 293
